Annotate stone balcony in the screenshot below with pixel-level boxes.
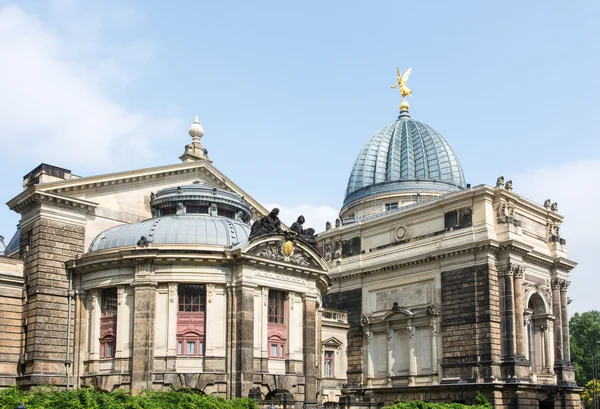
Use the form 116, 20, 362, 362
322, 309, 348, 323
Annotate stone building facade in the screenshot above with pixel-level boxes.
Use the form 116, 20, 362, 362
0, 96, 583, 409
0, 120, 348, 402
317, 102, 581, 408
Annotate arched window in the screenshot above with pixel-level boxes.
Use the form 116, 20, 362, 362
526, 292, 551, 373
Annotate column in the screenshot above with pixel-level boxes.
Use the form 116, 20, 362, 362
73, 289, 87, 388
544, 323, 553, 370
430, 316, 438, 374
166, 283, 177, 357
502, 265, 516, 357
560, 280, 571, 363
551, 279, 563, 362
386, 324, 393, 378
303, 296, 318, 403
513, 266, 525, 358
408, 320, 417, 376
115, 285, 127, 358
88, 290, 100, 361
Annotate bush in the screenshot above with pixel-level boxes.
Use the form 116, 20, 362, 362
0, 386, 260, 409
384, 392, 493, 409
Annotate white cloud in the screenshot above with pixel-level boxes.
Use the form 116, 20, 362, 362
0, 4, 181, 171
265, 203, 339, 233
512, 160, 600, 315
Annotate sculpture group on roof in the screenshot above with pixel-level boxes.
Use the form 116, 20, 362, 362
249, 209, 319, 250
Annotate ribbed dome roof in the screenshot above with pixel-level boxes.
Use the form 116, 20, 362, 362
344, 108, 465, 208
89, 215, 251, 252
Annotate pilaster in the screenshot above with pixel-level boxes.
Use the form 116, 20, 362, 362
303, 296, 318, 403
130, 262, 157, 395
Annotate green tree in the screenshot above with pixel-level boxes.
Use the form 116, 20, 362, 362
569, 310, 600, 386
581, 379, 600, 409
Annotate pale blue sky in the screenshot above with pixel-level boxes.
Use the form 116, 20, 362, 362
0, 1, 598, 314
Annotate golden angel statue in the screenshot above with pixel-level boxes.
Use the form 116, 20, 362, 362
390, 67, 412, 99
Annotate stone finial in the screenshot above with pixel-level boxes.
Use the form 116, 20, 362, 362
551, 202, 558, 212
505, 180, 513, 191
543, 199, 551, 209
325, 221, 332, 231
180, 115, 210, 162
188, 115, 205, 141
495, 176, 505, 188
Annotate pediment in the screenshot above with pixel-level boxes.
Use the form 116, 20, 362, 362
8, 161, 269, 220
242, 235, 329, 272
381, 308, 414, 321
322, 336, 343, 347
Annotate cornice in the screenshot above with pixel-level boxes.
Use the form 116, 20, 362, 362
7, 161, 269, 219
329, 239, 572, 283
7, 190, 98, 214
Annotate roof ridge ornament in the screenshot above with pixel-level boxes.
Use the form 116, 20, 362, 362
390, 67, 412, 118
180, 115, 211, 163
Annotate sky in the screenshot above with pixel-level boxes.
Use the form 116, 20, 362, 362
0, 0, 598, 315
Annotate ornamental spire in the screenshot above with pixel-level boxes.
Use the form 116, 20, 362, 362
390, 67, 412, 114
180, 115, 211, 163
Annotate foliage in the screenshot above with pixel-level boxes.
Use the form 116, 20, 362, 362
383, 391, 493, 409
581, 379, 600, 409
569, 310, 600, 386
0, 386, 260, 409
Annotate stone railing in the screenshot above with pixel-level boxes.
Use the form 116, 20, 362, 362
532, 373, 557, 384
322, 309, 348, 323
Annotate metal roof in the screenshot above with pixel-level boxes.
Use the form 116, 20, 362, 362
88, 214, 250, 252
344, 110, 465, 208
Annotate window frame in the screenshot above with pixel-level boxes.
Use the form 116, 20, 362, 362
323, 349, 335, 378
178, 284, 206, 313
268, 290, 286, 324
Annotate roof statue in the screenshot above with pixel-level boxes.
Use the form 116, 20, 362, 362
390, 67, 412, 111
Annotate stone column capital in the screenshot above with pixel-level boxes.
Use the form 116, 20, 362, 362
560, 280, 571, 291
497, 262, 524, 277
551, 278, 562, 290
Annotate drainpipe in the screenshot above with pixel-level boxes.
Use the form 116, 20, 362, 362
66, 269, 73, 390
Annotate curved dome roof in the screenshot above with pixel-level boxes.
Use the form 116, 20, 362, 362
89, 182, 253, 252
344, 108, 466, 208
89, 215, 250, 252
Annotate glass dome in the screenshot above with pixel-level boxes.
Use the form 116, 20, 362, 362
343, 107, 466, 210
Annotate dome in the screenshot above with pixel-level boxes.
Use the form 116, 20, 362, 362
89, 182, 253, 252
343, 107, 466, 209
89, 215, 251, 251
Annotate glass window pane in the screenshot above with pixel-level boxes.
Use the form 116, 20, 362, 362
280, 345, 284, 357
178, 341, 183, 355
199, 341, 204, 355
107, 343, 114, 357
187, 341, 196, 355
271, 344, 278, 357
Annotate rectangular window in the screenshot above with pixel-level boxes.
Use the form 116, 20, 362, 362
385, 202, 398, 212
178, 341, 183, 355
268, 290, 285, 324
324, 350, 334, 377
178, 284, 206, 312
186, 341, 196, 355
99, 288, 117, 358
101, 288, 117, 317
269, 342, 285, 359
